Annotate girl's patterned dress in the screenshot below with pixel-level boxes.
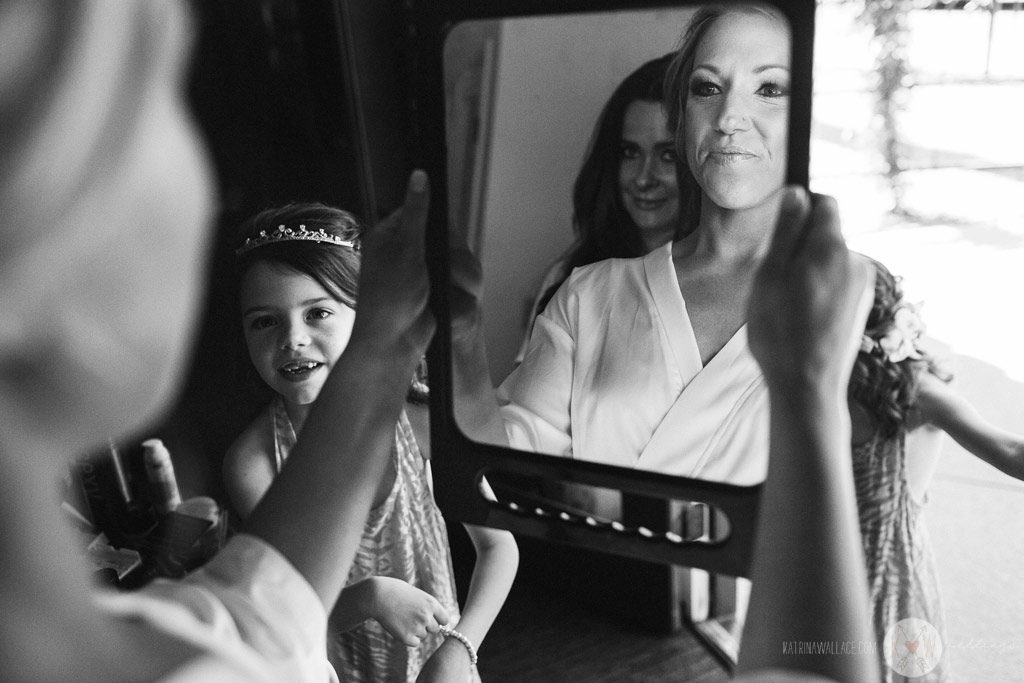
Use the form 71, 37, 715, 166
271, 397, 471, 682
853, 429, 948, 682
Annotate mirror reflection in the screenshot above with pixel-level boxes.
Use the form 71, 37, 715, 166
447, 4, 790, 499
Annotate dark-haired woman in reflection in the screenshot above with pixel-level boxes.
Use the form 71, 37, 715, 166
497, 6, 790, 516
517, 53, 683, 359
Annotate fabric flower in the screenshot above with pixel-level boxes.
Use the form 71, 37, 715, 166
876, 304, 925, 363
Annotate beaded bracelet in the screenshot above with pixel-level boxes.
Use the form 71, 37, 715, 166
439, 624, 478, 666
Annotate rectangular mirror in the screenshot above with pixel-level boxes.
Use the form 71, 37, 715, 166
411, 0, 811, 673
411, 0, 814, 570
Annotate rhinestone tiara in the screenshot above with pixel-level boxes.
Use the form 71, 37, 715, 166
235, 224, 359, 256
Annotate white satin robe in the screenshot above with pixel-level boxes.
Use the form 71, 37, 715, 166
498, 242, 769, 492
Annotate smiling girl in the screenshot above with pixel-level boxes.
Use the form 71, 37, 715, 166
223, 203, 516, 682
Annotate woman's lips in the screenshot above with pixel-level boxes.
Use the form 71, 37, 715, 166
707, 147, 758, 165
630, 196, 667, 211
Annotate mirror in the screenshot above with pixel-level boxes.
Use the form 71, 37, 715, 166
431, 0, 803, 671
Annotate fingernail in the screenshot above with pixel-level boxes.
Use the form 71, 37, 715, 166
410, 169, 427, 192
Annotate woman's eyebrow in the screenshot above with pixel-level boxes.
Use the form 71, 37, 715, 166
691, 63, 721, 76
243, 305, 273, 317
691, 63, 790, 75
754, 64, 790, 74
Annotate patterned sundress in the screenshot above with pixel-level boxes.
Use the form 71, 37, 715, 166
853, 429, 948, 682
270, 398, 468, 682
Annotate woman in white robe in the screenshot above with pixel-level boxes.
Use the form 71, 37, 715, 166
496, 5, 791, 495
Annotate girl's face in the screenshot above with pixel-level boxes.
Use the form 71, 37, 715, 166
240, 261, 356, 411
618, 100, 681, 249
683, 10, 791, 212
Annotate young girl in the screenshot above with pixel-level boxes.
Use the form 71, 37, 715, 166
850, 258, 1024, 682
223, 203, 517, 682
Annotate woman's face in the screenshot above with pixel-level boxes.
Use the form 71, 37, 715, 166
683, 10, 791, 212
618, 100, 681, 249
241, 262, 357, 412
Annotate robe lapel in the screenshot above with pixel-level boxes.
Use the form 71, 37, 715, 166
636, 325, 763, 473
644, 242, 703, 383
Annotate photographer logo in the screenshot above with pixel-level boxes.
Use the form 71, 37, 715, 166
884, 617, 942, 677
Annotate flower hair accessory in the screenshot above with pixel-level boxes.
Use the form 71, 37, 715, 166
860, 303, 925, 363
235, 224, 359, 256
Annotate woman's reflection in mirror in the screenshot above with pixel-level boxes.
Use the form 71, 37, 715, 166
517, 53, 682, 362
493, 5, 791, 518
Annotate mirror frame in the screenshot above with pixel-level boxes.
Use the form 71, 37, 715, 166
408, 0, 816, 578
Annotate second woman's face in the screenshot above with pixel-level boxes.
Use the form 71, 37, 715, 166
619, 100, 681, 249
240, 262, 356, 410
683, 10, 791, 212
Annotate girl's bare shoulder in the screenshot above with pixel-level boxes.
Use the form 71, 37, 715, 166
224, 406, 276, 475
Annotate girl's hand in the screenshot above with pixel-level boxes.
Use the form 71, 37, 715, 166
416, 637, 474, 683
370, 576, 451, 646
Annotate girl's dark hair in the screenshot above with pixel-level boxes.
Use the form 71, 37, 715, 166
235, 202, 362, 308
849, 258, 950, 438
535, 53, 681, 315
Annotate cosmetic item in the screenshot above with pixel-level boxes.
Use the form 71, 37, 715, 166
142, 438, 182, 514
76, 443, 136, 539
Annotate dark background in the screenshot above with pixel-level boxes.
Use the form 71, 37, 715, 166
147, 0, 413, 507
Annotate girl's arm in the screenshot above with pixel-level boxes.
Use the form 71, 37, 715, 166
331, 576, 451, 644
417, 518, 518, 682
916, 371, 1024, 481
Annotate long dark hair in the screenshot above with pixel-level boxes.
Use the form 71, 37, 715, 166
535, 53, 681, 316
849, 258, 950, 438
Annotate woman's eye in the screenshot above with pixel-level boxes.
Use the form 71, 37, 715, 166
619, 144, 640, 160
689, 80, 719, 98
757, 81, 789, 98
307, 308, 333, 321
660, 148, 678, 163
249, 316, 276, 331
